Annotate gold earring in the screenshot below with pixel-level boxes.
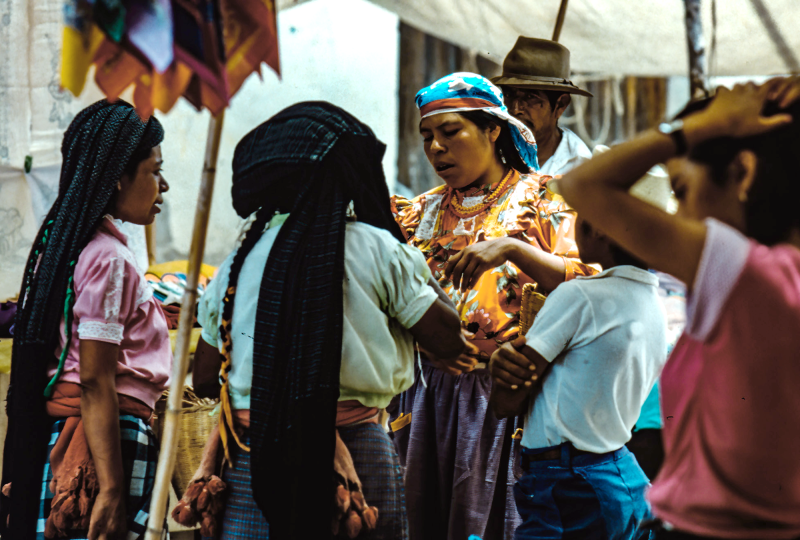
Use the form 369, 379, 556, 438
739, 191, 748, 203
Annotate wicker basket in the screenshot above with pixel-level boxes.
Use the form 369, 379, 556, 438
153, 387, 219, 498
518, 283, 547, 337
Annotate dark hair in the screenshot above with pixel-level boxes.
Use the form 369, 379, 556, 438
579, 219, 648, 269
458, 110, 530, 173
609, 243, 649, 270
674, 97, 800, 246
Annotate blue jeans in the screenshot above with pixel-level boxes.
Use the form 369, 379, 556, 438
514, 443, 653, 540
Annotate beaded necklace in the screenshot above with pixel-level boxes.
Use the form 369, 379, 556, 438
446, 168, 516, 219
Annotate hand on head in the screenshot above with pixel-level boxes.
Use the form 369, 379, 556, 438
691, 78, 797, 141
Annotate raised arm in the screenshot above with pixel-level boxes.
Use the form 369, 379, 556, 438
555, 80, 795, 287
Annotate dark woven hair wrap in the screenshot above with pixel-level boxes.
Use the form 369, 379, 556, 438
228, 102, 404, 538
0, 100, 163, 539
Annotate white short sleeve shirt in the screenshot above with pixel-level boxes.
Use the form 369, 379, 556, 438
522, 265, 668, 453
198, 216, 437, 410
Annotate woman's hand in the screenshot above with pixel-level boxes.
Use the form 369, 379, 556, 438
768, 76, 800, 109
333, 430, 378, 537
431, 339, 481, 376
422, 332, 480, 376
88, 489, 126, 540
445, 238, 513, 292
687, 79, 794, 143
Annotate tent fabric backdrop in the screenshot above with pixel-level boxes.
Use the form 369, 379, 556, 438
2, 0, 798, 300
368, 0, 800, 76
0, 0, 401, 302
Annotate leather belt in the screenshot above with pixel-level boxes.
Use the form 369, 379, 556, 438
521, 446, 593, 468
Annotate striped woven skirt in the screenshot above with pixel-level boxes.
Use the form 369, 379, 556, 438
36, 415, 160, 540
216, 423, 408, 540
388, 363, 523, 540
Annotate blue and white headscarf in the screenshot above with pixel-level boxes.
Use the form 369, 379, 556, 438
416, 72, 539, 171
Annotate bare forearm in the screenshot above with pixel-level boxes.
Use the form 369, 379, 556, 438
557, 115, 714, 219
428, 276, 457, 314
193, 338, 223, 399
490, 384, 530, 419
82, 381, 124, 494
506, 239, 567, 293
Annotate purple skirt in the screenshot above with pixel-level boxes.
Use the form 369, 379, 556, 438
388, 362, 523, 540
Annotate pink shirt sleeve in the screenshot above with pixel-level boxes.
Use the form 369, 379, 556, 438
685, 218, 752, 341
73, 253, 139, 345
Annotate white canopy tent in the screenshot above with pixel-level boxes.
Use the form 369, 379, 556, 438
2, 0, 799, 304
368, 0, 800, 76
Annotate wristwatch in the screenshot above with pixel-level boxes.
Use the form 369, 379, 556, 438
658, 119, 688, 156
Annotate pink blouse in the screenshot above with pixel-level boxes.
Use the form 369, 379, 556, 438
49, 216, 172, 409
649, 219, 800, 538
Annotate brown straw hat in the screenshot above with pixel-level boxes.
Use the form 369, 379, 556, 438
491, 37, 593, 98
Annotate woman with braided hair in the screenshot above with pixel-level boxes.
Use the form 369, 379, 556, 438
0, 100, 172, 540
189, 101, 467, 539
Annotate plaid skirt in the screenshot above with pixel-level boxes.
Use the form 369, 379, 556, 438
216, 423, 408, 540
36, 415, 160, 540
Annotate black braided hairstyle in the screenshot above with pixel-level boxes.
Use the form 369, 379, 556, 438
223, 102, 404, 538
0, 100, 163, 539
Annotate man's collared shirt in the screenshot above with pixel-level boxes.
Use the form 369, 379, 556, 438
538, 127, 592, 176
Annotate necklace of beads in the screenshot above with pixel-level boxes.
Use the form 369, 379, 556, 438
447, 169, 515, 218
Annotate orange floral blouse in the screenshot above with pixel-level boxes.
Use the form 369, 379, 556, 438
391, 170, 597, 360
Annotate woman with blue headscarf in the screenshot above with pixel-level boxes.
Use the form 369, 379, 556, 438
388, 73, 597, 539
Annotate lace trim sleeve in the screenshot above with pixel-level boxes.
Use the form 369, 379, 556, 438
78, 320, 125, 344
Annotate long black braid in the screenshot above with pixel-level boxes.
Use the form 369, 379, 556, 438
216, 204, 273, 458
225, 102, 404, 538
1, 100, 163, 539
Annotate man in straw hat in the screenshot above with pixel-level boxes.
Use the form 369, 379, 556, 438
492, 37, 592, 176
488, 160, 672, 539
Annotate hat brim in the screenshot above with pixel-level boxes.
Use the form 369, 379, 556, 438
491, 76, 593, 98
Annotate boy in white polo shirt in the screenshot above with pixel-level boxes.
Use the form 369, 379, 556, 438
489, 212, 667, 540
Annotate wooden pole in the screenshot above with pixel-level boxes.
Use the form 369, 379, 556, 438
398, 23, 431, 195
684, 0, 707, 99
552, 0, 570, 42
145, 109, 225, 540
626, 76, 637, 139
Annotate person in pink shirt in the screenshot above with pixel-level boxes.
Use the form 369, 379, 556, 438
552, 78, 800, 539
1, 100, 172, 540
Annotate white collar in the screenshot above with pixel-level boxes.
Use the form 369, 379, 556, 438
577, 265, 659, 286
538, 127, 592, 176
102, 214, 129, 244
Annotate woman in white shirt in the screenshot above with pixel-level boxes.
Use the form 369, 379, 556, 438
191, 102, 467, 539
